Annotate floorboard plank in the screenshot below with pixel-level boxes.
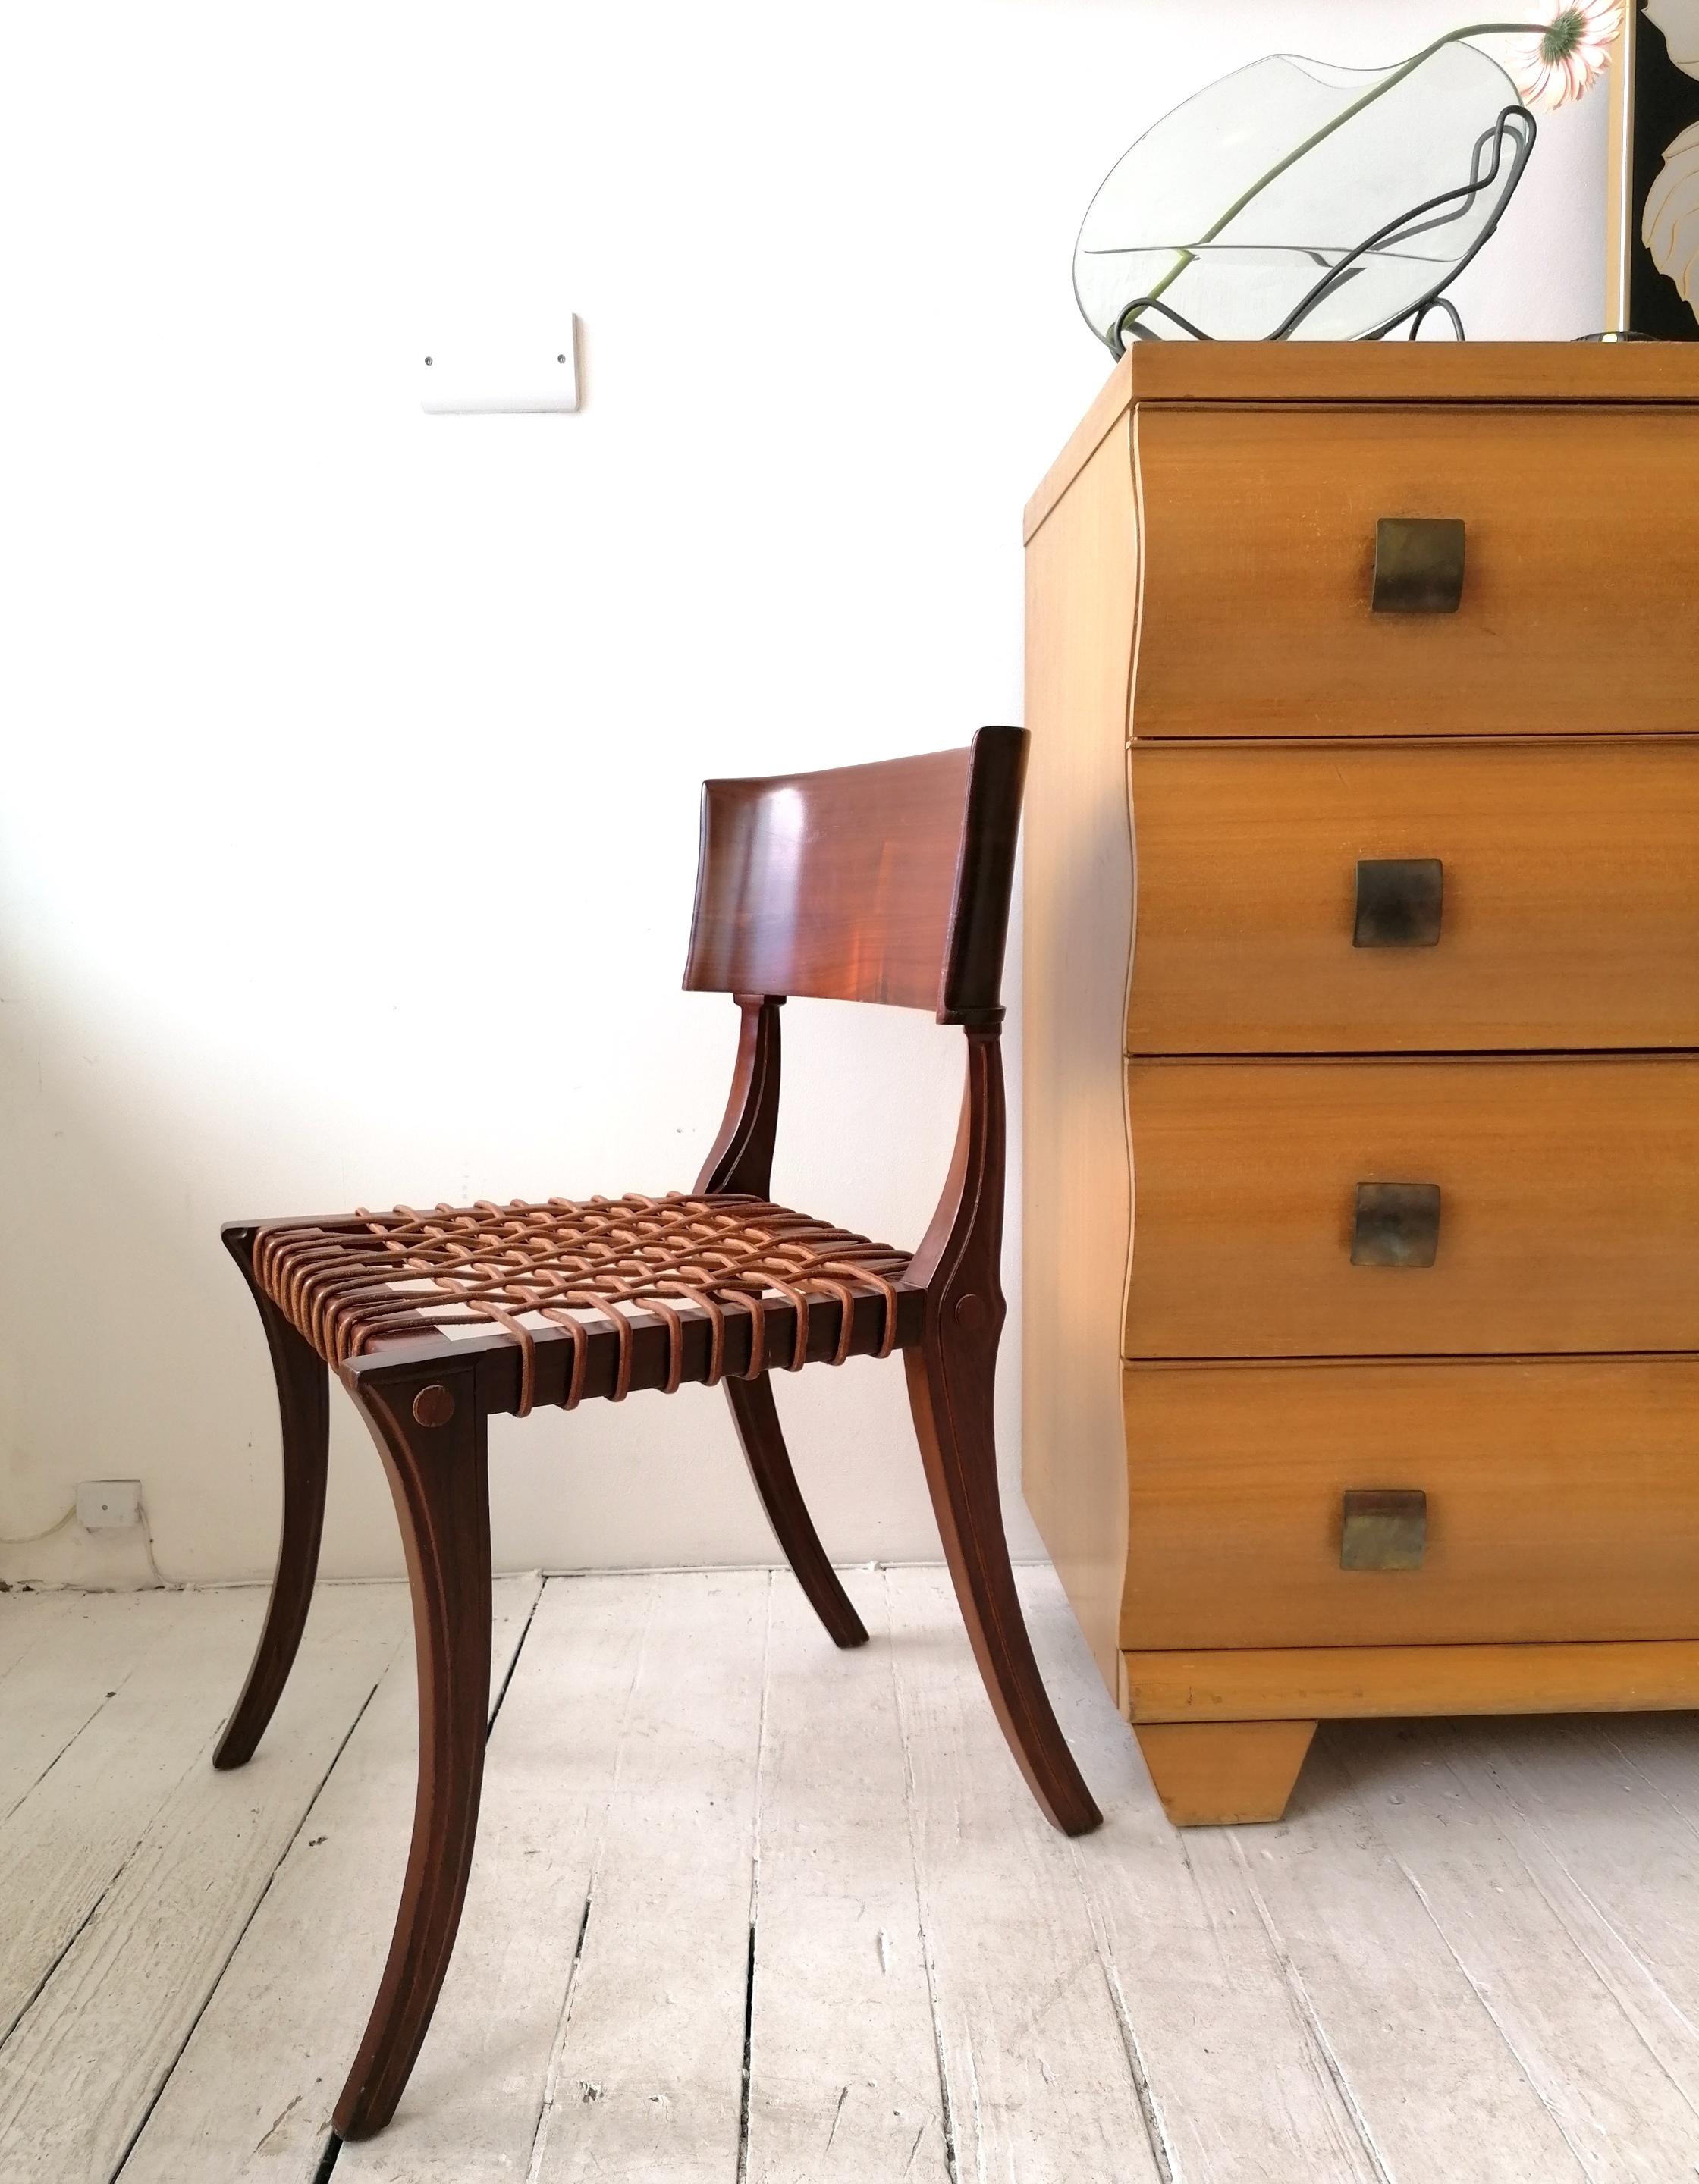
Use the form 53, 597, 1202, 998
1229, 1730, 1591, 2184
115, 1574, 539, 2184
1019, 1568, 1378, 2184
0, 1590, 191, 1825
1427, 1715, 1699, 2132
1334, 1719, 1699, 2181
11, 1578, 1699, 2183
744, 1567, 950, 2184
331, 1574, 651, 2184
0, 1589, 265, 2045
0, 1589, 77, 1682
0, 1585, 404, 2184
884, 1564, 1160, 2184
528, 1569, 769, 2184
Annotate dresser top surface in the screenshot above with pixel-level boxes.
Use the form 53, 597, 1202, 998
1024, 340, 1699, 544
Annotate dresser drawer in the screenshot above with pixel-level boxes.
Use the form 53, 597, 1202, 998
1126, 739, 1699, 1054
1123, 1058, 1699, 1358
1123, 1357, 1699, 1649
1131, 403, 1699, 739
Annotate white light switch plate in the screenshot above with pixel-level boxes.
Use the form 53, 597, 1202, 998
77, 1479, 144, 1531
420, 315, 580, 413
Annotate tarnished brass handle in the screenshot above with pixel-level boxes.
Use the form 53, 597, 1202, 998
1352, 1181, 1440, 1268
1372, 516, 1465, 613
1354, 858, 1444, 948
1341, 1489, 1427, 1571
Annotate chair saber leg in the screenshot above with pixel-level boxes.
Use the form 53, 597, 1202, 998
333, 1359, 492, 2141
905, 1335, 1101, 1837
724, 1376, 867, 1648
903, 1024, 1101, 1838
215, 1235, 331, 1770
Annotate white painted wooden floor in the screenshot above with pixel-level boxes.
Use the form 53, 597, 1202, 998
4, 1569, 1699, 2184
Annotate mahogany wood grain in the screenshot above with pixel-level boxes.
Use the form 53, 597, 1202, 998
1123, 1056, 1699, 1360
1132, 1721, 1317, 1828
723, 1377, 868, 1649
695, 993, 784, 1197
212, 1224, 329, 1770
1122, 1356, 1699, 1651
334, 1353, 491, 2141
693, 995, 868, 1650
1126, 738, 1699, 1055
1123, 1640, 1699, 1724
1133, 403, 1699, 739
906, 1028, 1101, 1837
684, 728, 1025, 1023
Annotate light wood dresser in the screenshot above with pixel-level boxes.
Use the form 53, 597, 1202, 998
1022, 344, 1699, 1827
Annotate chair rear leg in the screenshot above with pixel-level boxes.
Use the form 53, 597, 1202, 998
334, 1356, 491, 2140
215, 1232, 330, 1770
904, 1325, 1101, 1837
724, 1377, 867, 1648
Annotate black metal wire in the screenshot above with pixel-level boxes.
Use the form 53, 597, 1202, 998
1406, 296, 1467, 340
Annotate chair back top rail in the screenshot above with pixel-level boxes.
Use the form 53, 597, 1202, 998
683, 726, 1027, 1023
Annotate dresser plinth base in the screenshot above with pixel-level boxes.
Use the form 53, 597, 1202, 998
1133, 1720, 1317, 1828
1122, 1642, 1699, 1824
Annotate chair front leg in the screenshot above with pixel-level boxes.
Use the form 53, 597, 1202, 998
215, 1228, 330, 1770
905, 1324, 1101, 1838
334, 1354, 491, 2142
904, 1025, 1101, 1838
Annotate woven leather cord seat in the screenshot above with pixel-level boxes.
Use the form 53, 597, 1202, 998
255, 1191, 909, 1417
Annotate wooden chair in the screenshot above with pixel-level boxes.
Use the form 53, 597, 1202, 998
213, 725, 1101, 2141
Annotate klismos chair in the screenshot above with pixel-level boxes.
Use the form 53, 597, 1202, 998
212, 725, 1101, 2140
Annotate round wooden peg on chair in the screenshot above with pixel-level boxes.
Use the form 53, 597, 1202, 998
412, 1383, 456, 1429
953, 1292, 988, 1332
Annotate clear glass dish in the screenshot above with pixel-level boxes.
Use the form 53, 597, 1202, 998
1074, 42, 1525, 350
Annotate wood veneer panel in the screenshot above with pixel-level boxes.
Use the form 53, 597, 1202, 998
1021, 411, 1138, 1692
1126, 738, 1699, 1054
1122, 1357, 1699, 1649
1132, 1721, 1317, 1828
1123, 1057, 1699, 1359
1132, 403, 1699, 739
1022, 344, 1699, 543
1124, 1640, 1699, 1724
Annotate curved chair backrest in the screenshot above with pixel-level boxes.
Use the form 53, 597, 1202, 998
683, 726, 1028, 1025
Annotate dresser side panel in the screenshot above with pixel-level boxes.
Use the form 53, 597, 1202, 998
1022, 413, 1136, 1695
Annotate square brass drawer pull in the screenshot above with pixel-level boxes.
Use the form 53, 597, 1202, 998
1372, 516, 1466, 614
1340, 1489, 1428, 1571
1354, 858, 1444, 948
1352, 1181, 1441, 1267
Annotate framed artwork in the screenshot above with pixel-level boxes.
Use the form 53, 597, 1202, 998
1608, 2, 1699, 334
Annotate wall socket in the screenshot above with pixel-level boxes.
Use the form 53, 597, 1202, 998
77, 1480, 144, 1531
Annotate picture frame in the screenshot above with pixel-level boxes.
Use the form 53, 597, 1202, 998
1607, 1, 1699, 335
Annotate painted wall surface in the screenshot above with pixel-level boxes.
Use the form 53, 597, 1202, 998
1, 2, 1609, 1581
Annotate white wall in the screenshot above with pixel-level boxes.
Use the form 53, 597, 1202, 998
1, 2, 1609, 1583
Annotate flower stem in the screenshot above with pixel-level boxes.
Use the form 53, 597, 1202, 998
1132, 22, 1544, 322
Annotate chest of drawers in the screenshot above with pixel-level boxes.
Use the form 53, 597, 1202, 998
1022, 344, 1699, 1827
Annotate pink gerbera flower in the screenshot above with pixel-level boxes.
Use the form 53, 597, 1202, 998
1512, 2, 1625, 109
